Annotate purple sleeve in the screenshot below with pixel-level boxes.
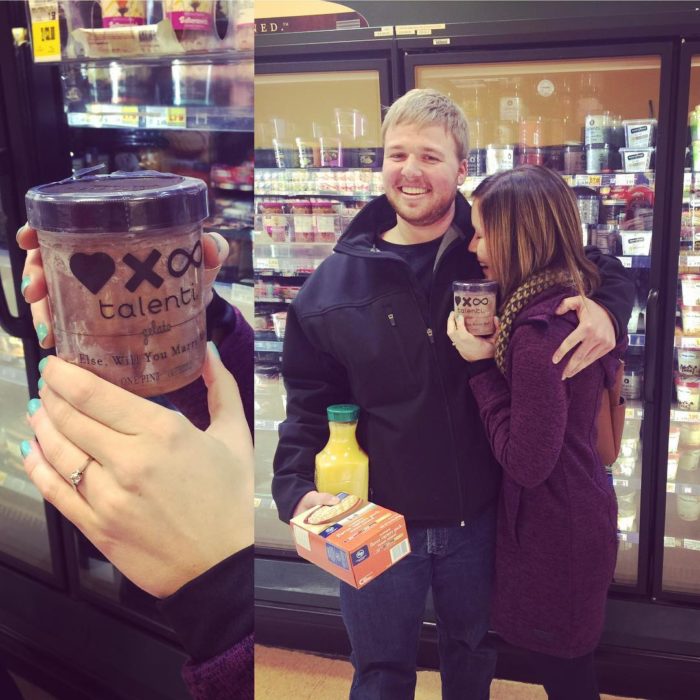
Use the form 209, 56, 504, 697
165, 296, 254, 434
468, 322, 570, 489
181, 634, 253, 700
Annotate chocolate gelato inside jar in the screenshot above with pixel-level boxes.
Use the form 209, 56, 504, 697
26, 170, 209, 397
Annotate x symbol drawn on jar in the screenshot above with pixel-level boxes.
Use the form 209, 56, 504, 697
123, 250, 164, 291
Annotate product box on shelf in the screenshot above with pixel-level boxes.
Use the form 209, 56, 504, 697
290, 494, 410, 588
27, 0, 252, 61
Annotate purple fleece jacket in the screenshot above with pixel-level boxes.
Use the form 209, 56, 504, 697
468, 286, 619, 658
159, 294, 254, 699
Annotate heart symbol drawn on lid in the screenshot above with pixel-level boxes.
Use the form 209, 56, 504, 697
69, 253, 116, 295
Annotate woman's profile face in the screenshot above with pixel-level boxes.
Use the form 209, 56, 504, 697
468, 200, 495, 281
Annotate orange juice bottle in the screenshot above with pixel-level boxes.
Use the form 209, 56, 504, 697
315, 404, 369, 499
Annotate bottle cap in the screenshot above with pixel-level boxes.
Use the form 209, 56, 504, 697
327, 404, 359, 422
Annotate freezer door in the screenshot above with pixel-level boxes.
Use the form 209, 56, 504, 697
413, 49, 666, 591
660, 52, 700, 598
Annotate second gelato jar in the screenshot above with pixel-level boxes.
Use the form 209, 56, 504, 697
675, 375, 700, 411
25, 170, 209, 397
681, 273, 700, 307
453, 280, 498, 336
681, 306, 700, 334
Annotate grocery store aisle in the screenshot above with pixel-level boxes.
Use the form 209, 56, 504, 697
255, 645, 643, 700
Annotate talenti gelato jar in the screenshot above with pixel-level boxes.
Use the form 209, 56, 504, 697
25, 170, 208, 397
453, 280, 498, 336
678, 347, 700, 376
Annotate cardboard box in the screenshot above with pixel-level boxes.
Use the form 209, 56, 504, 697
291, 494, 411, 588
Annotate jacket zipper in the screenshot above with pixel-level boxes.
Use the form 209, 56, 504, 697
344, 239, 470, 524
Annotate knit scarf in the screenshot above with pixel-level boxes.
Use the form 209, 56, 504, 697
494, 269, 574, 374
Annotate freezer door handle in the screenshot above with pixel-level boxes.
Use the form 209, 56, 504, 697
0, 271, 33, 338
643, 288, 659, 404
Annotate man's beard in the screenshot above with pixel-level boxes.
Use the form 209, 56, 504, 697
386, 190, 456, 227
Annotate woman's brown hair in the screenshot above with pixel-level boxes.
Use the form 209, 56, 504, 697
472, 165, 600, 305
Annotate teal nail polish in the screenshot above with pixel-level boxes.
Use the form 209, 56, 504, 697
20, 275, 31, 297
208, 341, 220, 359
27, 398, 41, 416
38, 377, 45, 391
38, 357, 48, 374
36, 322, 48, 343
20, 440, 32, 458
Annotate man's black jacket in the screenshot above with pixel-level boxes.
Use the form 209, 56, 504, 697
272, 194, 635, 526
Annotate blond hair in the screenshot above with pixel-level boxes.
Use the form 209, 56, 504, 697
381, 89, 469, 161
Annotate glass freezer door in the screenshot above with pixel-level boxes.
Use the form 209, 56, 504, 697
0, 166, 56, 578
413, 50, 665, 590
661, 54, 700, 597
254, 62, 387, 552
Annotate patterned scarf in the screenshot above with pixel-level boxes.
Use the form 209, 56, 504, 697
494, 269, 574, 374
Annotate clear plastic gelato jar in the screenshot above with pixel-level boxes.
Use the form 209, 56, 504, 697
675, 375, 700, 411
453, 280, 498, 336
25, 170, 208, 397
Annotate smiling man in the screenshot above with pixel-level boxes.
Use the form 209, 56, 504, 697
272, 89, 634, 700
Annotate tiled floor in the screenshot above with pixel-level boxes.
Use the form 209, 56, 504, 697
255, 645, 644, 700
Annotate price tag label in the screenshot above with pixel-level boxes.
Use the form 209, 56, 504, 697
618, 256, 632, 268
167, 108, 186, 128
253, 497, 261, 508
615, 479, 629, 488
664, 536, 677, 548
667, 482, 676, 493
373, 26, 393, 37
29, 1, 61, 62
588, 175, 602, 187
618, 532, 628, 542
122, 106, 139, 127
683, 486, 694, 494
684, 539, 700, 551
687, 256, 700, 268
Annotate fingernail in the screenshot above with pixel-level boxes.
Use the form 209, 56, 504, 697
20, 275, 31, 297
27, 398, 41, 416
38, 377, 45, 391
36, 322, 48, 343
20, 440, 32, 458
38, 357, 48, 374
208, 340, 220, 360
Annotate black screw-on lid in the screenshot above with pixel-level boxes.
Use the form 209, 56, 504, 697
25, 168, 208, 234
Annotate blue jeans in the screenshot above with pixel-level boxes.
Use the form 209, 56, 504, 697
339, 506, 497, 700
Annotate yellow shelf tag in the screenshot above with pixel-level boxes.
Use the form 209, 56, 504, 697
29, 1, 61, 62
167, 108, 186, 127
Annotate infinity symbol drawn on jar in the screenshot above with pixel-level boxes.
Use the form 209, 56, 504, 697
167, 240, 203, 278
455, 295, 490, 307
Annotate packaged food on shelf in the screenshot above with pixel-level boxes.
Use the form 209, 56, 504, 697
563, 143, 585, 174
679, 421, 700, 448
622, 119, 657, 148
681, 305, 700, 334
584, 114, 610, 145
677, 493, 700, 521
669, 426, 681, 453
668, 453, 679, 481
614, 455, 637, 476
592, 225, 620, 255
576, 192, 600, 225
585, 143, 619, 173
678, 347, 700, 377
486, 144, 514, 174
675, 375, 700, 411
100, 0, 146, 27
312, 202, 339, 242
619, 147, 655, 172
681, 274, 700, 307
678, 447, 700, 476
272, 311, 287, 339
622, 368, 643, 401
599, 199, 627, 226
620, 230, 651, 256
290, 200, 315, 243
